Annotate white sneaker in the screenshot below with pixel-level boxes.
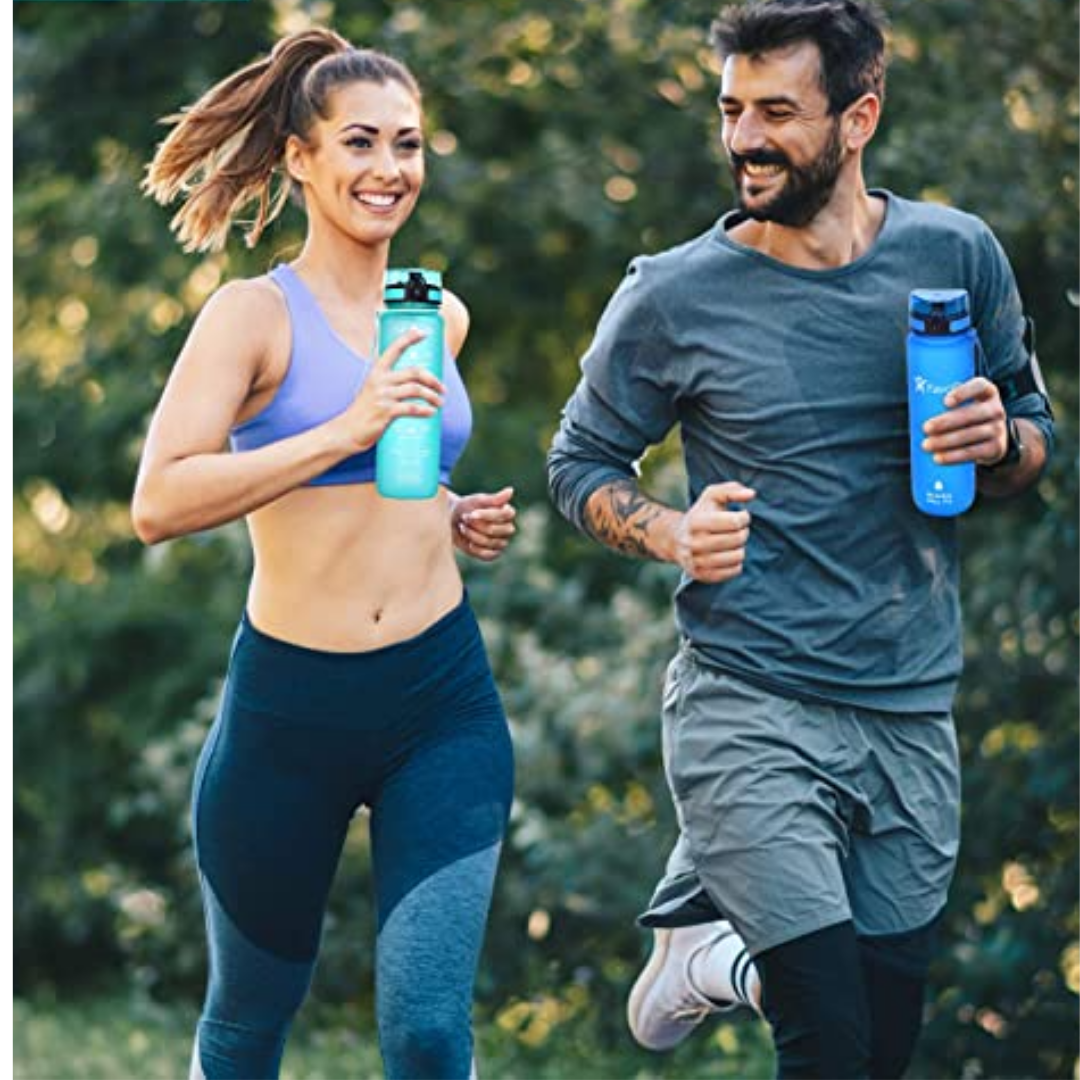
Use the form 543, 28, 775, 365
627, 922, 739, 1051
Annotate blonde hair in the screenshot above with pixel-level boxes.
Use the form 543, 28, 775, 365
142, 28, 421, 252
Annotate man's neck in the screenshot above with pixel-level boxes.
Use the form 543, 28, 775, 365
731, 183, 886, 271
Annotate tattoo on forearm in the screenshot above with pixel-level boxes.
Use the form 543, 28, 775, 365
585, 479, 670, 560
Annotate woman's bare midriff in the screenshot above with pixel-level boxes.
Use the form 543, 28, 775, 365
243, 484, 463, 652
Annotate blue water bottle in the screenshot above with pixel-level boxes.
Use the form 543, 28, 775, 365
375, 268, 444, 500
906, 288, 976, 517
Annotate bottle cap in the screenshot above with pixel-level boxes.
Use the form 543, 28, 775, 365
909, 289, 971, 335
384, 268, 443, 306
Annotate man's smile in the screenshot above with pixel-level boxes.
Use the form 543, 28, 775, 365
741, 161, 785, 178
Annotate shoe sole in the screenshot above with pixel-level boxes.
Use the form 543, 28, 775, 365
627, 928, 676, 1051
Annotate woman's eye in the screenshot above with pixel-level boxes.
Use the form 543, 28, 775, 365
397, 140, 423, 153
345, 136, 372, 150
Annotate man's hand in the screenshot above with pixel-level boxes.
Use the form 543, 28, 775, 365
922, 377, 1007, 466
451, 486, 516, 562
673, 482, 756, 583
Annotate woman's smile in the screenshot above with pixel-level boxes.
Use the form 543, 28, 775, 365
353, 189, 407, 213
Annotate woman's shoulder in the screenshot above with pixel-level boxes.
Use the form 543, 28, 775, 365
203, 274, 289, 327
184, 274, 291, 375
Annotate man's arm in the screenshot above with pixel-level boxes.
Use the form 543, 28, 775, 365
548, 254, 751, 584
582, 477, 681, 561
947, 224, 1056, 499
976, 417, 1048, 498
582, 476, 755, 584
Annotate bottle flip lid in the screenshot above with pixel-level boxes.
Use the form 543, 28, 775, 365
384, 268, 443, 305
908, 288, 971, 334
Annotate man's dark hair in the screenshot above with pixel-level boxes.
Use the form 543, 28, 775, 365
710, 0, 889, 114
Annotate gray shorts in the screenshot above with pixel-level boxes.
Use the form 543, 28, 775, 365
639, 648, 961, 957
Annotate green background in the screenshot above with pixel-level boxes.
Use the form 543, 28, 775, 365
13, 0, 1079, 1076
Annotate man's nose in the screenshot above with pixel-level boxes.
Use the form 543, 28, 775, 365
728, 111, 766, 155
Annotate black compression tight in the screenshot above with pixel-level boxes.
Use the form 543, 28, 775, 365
755, 918, 938, 1079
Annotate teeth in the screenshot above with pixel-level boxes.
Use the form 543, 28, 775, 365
356, 192, 398, 207
744, 162, 783, 177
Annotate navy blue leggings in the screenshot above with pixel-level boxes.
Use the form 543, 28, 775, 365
190, 597, 513, 1080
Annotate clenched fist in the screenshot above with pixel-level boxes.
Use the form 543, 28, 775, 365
673, 482, 755, 583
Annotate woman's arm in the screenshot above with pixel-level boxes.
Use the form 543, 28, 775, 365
132, 279, 442, 544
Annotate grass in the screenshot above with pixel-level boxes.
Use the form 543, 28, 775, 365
14, 992, 775, 1080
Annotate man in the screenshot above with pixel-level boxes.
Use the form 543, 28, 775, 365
546, 1, 1054, 1077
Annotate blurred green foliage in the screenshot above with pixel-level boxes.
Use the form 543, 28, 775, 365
13, 1, 1078, 1077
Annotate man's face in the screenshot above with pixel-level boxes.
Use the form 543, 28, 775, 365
719, 42, 846, 227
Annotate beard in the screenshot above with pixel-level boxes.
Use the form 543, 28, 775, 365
729, 119, 845, 227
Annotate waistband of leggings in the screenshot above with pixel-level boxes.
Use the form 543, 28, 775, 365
238, 590, 474, 665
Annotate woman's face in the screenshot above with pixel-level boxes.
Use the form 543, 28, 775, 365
287, 78, 425, 247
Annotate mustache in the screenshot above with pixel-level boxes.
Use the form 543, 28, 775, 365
729, 149, 790, 170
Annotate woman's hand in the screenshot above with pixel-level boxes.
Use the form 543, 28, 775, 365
333, 328, 446, 452
451, 487, 517, 562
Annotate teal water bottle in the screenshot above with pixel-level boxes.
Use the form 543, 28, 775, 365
906, 288, 977, 517
375, 268, 444, 500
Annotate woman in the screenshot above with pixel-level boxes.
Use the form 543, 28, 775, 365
134, 28, 516, 1080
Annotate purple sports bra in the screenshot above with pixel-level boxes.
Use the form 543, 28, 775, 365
229, 264, 472, 487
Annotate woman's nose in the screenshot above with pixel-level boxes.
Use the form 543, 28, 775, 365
371, 143, 400, 181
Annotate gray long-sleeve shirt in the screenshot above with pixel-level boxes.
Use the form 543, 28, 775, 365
548, 191, 1053, 715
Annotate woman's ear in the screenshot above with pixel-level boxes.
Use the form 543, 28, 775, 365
283, 134, 310, 185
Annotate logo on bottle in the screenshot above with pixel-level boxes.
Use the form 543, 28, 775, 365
914, 375, 962, 396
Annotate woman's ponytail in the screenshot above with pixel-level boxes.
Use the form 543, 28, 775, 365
142, 28, 350, 253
